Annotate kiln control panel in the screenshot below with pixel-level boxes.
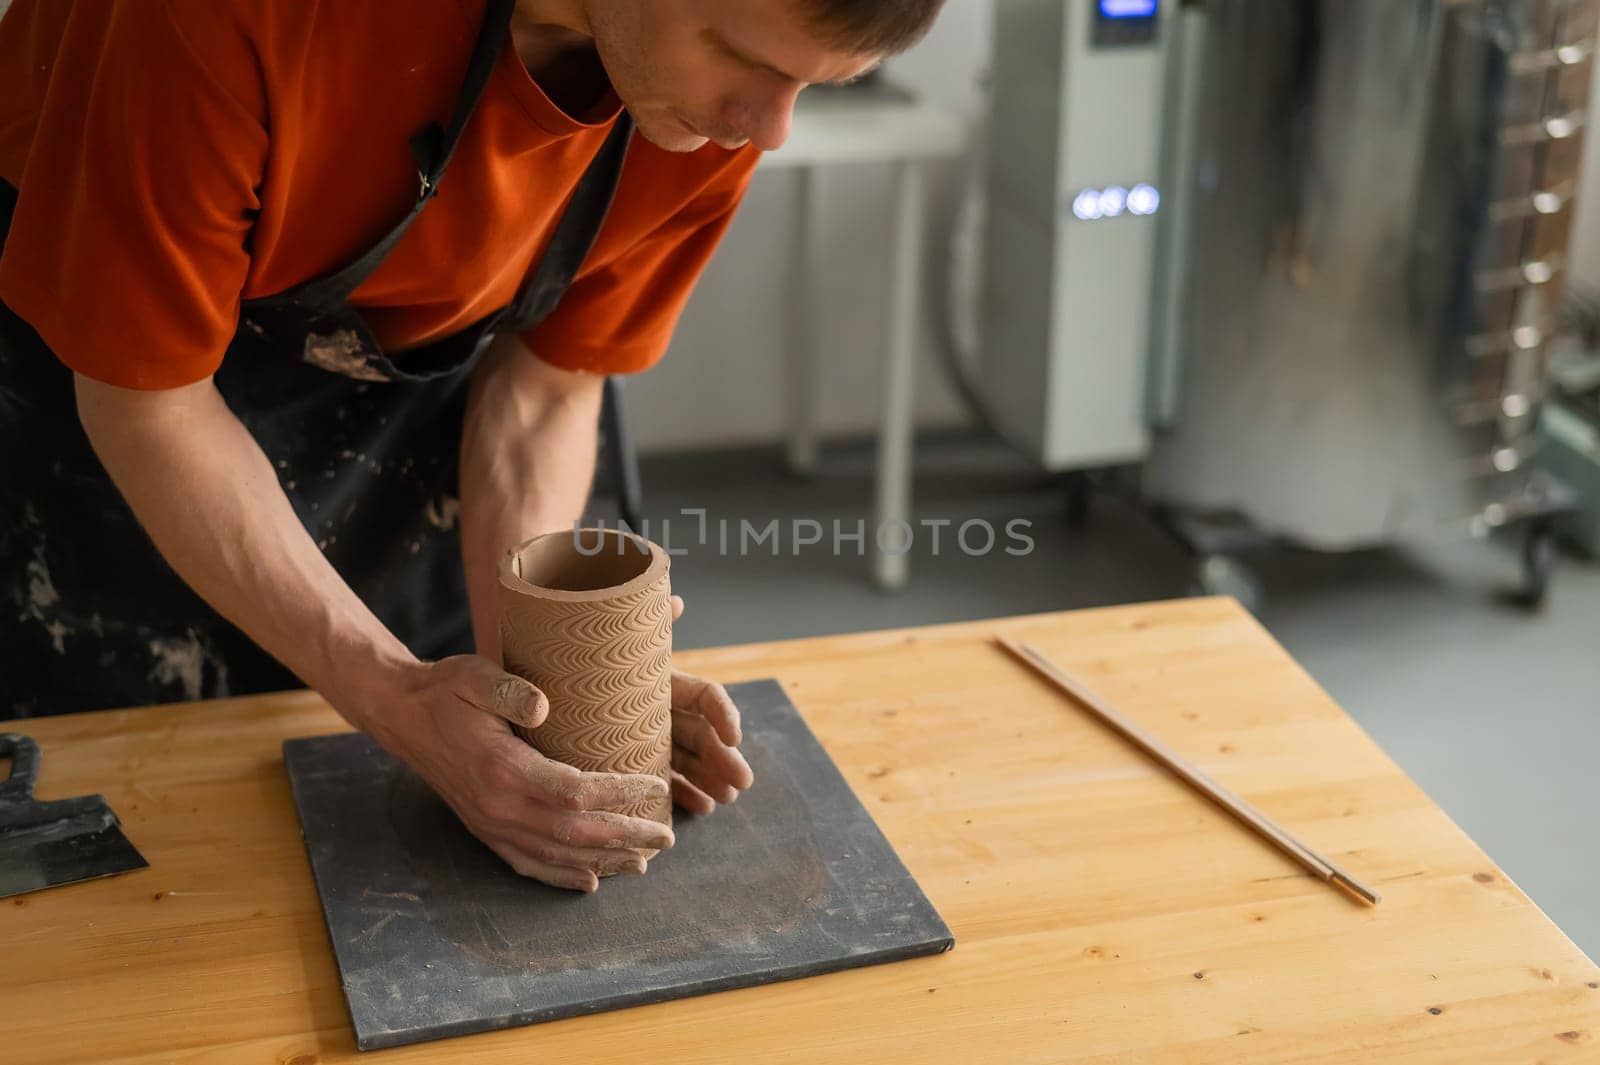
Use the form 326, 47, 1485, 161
1092, 0, 1160, 47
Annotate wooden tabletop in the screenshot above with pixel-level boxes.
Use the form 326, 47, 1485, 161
8, 598, 1599, 1063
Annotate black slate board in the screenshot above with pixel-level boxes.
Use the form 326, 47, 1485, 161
284, 678, 953, 1051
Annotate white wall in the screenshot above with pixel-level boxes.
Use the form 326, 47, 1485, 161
626, 2, 996, 454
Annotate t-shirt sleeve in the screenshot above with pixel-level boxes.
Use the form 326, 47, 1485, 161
0, 0, 267, 390
520, 143, 761, 376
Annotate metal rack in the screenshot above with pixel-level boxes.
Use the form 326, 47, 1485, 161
1140, 0, 1597, 609
1450, 0, 1597, 601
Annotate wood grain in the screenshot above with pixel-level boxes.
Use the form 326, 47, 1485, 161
6, 598, 1598, 1064
995, 635, 1380, 905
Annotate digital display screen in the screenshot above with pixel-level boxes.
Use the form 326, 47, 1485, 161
1093, 0, 1159, 46
1100, 0, 1158, 16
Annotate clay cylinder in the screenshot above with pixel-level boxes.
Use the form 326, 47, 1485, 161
497, 528, 673, 837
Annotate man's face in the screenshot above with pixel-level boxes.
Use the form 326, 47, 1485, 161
585, 0, 882, 152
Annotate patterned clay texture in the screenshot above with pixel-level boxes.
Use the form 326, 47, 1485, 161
498, 529, 673, 837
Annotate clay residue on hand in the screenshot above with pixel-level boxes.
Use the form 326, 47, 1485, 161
491, 675, 547, 727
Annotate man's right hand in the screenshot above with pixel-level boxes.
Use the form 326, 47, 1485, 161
363, 655, 675, 893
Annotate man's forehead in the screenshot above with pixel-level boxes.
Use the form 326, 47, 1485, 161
699, 7, 884, 86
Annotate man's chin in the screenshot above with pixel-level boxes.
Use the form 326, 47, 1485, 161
620, 108, 704, 153
636, 122, 710, 153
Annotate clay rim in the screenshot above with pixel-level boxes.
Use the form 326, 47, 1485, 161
498, 528, 670, 603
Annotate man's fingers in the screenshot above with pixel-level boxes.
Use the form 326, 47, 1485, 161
671, 595, 685, 620
671, 744, 742, 804
510, 837, 647, 878
485, 841, 599, 893
671, 671, 741, 745
451, 656, 548, 728
499, 739, 674, 839
520, 752, 672, 817
546, 809, 674, 852
569, 767, 672, 815
522, 860, 599, 893
490, 674, 548, 728
670, 769, 717, 815
671, 709, 754, 788
669, 707, 715, 755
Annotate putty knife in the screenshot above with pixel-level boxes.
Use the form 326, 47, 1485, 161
0, 732, 148, 898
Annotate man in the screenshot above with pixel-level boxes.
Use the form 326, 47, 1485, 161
0, 0, 944, 891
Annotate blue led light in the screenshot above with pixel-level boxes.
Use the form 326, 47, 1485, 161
1073, 185, 1160, 221
1128, 184, 1161, 216
1072, 188, 1103, 221
1100, 0, 1158, 18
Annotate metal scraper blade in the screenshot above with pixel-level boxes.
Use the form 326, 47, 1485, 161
0, 733, 149, 899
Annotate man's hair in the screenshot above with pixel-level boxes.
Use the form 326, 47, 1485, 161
798, 0, 947, 56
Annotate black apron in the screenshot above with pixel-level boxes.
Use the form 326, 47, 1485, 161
0, 0, 633, 717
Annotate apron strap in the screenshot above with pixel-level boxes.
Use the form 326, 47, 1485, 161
406, 0, 519, 204
293, 0, 517, 313
502, 112, 635, 333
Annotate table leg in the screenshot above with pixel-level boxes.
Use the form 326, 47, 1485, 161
874, 160, 924, 590
784, 167, 820, 477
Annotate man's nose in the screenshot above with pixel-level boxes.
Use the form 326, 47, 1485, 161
726, 83, 801, 152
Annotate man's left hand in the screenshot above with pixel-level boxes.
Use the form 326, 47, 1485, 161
669, 596, 755, 813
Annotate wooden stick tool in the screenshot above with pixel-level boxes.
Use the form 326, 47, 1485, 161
995, 636, 1380, 906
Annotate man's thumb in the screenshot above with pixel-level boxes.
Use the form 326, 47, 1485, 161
478, 664, 549, 729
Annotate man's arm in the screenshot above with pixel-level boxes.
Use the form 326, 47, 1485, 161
74, 372, 672, 891
75, 375, 413, 702
459, 333, 605, 664
460, 337, 755, 812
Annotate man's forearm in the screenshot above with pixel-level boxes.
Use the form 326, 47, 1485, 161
73, 373, 416, 727
460, 334, 605, 663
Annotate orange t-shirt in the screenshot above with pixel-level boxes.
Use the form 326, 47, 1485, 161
0, 0, 761, 389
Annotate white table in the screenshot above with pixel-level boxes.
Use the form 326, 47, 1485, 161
760, 87, 968, 589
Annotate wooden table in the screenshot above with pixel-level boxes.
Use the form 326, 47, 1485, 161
8, 599, 1599, 1063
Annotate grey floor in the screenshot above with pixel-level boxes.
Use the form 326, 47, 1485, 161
607, 434, 1600, 959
